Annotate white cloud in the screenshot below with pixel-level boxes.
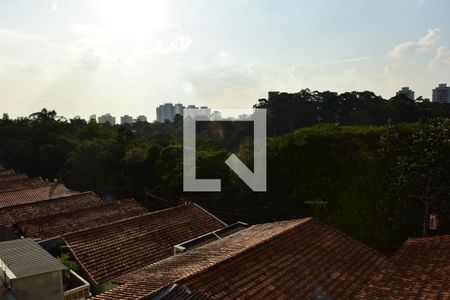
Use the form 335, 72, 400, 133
388, 28, 440, 58
70, 24, 109, 37
148, 25, 192, 55
51, 0, 75, 11
428, 46, 450, 69
310, 56, 375, 68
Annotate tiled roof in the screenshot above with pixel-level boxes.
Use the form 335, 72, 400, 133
93, 218, 387, 300
0, 169, 15, 176
0, 183, 71, 208
0, 177, 46, 193
0, 174, 28, 183
355, 235, 450, 299
18, 198, 148, 239
64, 203, 226, 285
0, 192, 103, 226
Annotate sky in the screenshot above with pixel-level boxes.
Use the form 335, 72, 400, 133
0, 0, 449, 121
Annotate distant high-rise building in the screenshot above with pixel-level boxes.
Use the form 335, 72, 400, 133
432, 84, 450, 103
89, 114, 96, 122
98, 113, 116, 125
199, 106, 211, 118
156, 103, 175, 122
184, 105, 212, 119
156, 103, 211, 121
396, 87, 415, 100
120, 115, 134, 125
174, 103, 184, 117
136, 115, 147, 122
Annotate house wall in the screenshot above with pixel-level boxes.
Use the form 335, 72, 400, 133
11, 271, 63, 300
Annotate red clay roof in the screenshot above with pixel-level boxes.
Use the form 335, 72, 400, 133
93, 218, 387, 300
64, 203, 226, 285
0, 177, 46, 193
0, 169, 15, 176
18, 198, 148, 239
0, 183, 71, 208
356, 235, 450, 299
0, 174, 28, 183
0, 192, 103, 226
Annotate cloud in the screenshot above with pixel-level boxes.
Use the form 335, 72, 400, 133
310, 56, 375, 68
428, 46, 450, 69
148, 25, 192, 55
388, 28, 440, 58
70, 24, 109, 37
51, 0, 76, 11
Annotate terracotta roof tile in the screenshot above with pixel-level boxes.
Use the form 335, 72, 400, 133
64, 203, 226, 285
0, 183, 71, 208
0, 174, 28, 183
18, 198, 148, 239
93, 218, 387, 300
0, 177, 46, 193
356, 235, 450, 299
0, 192, 103, 226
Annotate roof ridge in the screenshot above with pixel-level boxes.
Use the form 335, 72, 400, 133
0, 176, 43, 183
63, 203, 194, 238
122, 197, 148, 213
0, 177, 46, 193
192, 203, 227, 226
0, 182, 57, 193
313, 219, 387, 258
0, 191, 95, 210
404, 234, 450, 244
0, 169, 15, 175
16, 199, 123, 225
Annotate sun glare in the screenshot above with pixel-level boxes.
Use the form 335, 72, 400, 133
95, 0, 169, 33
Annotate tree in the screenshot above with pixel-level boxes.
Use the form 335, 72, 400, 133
380, 120, 450, 237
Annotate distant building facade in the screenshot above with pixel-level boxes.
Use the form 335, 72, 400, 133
396, 87, 415, 100
98, 113, 116, 125
432, 84, 450, 103
174, 104, 184, 117
136, 115, 147, 122
184, 105, 211, 119
120, 115, 134, 125
89, 114, 96, 122
156, 103, 175, 122
156, 103, 210, 122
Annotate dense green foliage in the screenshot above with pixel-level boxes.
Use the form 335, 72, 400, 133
2, 89, 450, 253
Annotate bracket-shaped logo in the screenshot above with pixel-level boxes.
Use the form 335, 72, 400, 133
183, 109, 266, 192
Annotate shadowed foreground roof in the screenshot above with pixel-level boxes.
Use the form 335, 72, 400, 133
0, 183, 71, 208
64, 203, 226, 285
0, 192, 103, 226
18, 198, 147, 239
93, 218, 387, 300
0, 177, 46, 193
356, 235, 450, 299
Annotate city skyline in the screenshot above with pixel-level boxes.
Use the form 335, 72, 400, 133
0, 0, 449, 120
